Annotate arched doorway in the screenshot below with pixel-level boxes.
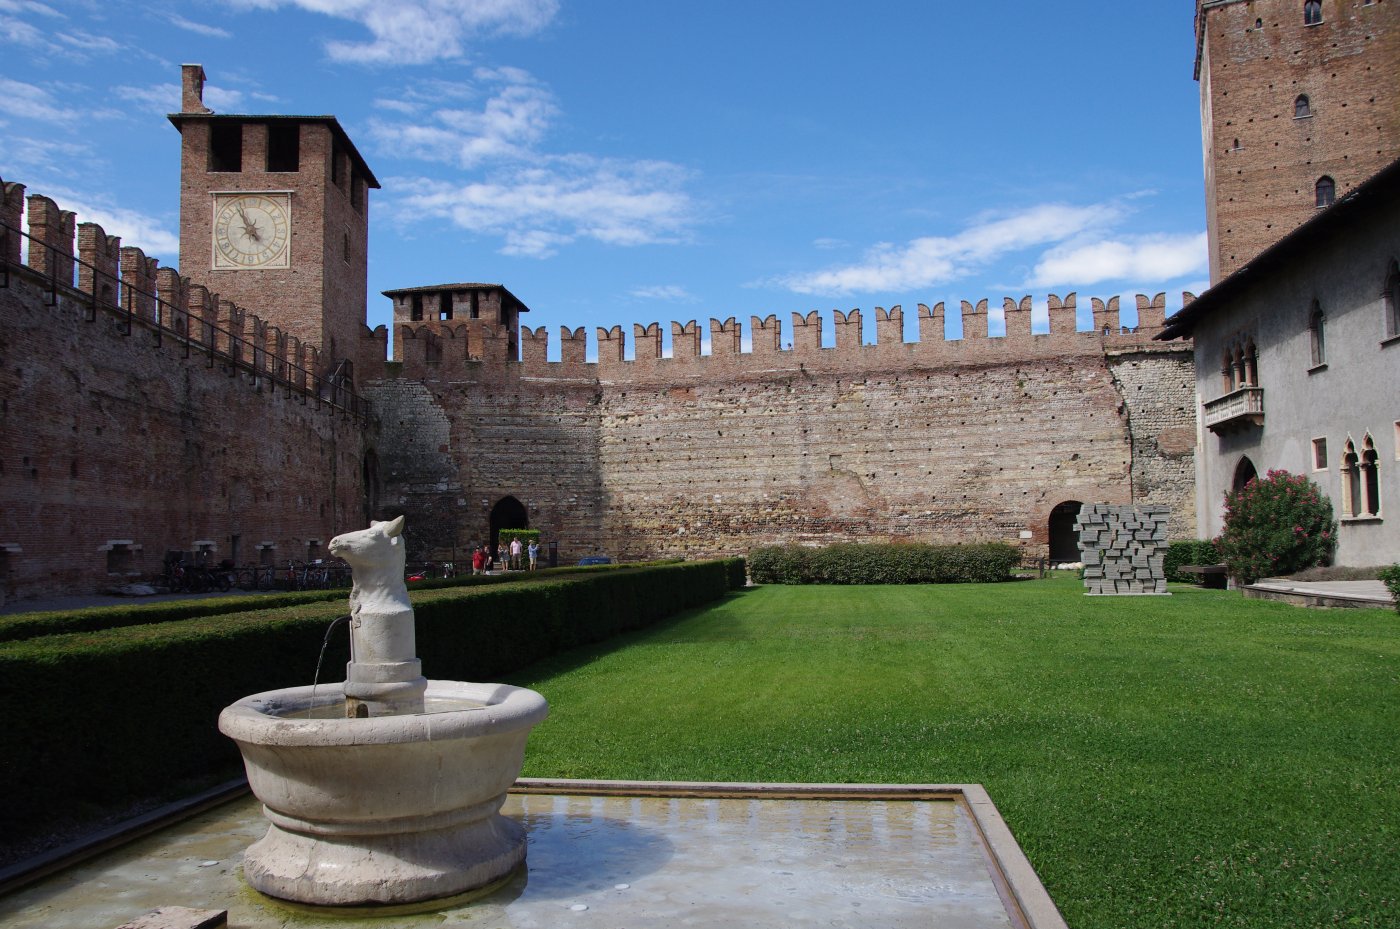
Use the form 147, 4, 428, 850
488, 496, 528, 552
1048, 500, 1083, 563
1232, 456, 1258, 493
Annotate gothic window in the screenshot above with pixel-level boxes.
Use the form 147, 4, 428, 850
1233, 457, 1259, 493
1341, 439, 1360, 516
1243, 340, 1258, 385
1361, 435, 1381, 516
1309, 303, 1326, 367
1294, 94, 1311, 118
1315, 175, 1335, 208
1304, 0, 1323, 25
1384, 260, 1400, 339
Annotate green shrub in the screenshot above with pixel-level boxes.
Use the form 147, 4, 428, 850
1164, 539, 1221, 583
497, 528, 542, 546
0, 560, 735, 841
1217, 469, 1337, 584
748, 542, 1020, 584
1379, 564, 1400, 615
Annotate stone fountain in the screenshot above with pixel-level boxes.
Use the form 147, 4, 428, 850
218, 516, 549, 906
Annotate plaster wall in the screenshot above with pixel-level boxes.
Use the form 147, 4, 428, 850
1191, 215, 1400, 565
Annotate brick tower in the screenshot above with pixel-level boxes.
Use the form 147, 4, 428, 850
169, 64, 379, 376
1194, 0, 1399, 283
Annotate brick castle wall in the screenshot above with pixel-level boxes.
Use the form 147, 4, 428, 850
1197, 0, 1399, 281
0, 176, 369, 600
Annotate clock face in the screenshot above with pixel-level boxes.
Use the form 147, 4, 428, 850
212, 193, 290, 269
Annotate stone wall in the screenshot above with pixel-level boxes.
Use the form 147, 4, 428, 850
365, 298, 1198, 563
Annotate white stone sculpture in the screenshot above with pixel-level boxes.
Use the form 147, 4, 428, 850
218, 516, 549, 906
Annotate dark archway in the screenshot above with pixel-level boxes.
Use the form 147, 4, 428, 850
1048, 500, 1084, 563
488, 495, 528, 552
1232, 456, 1258, 493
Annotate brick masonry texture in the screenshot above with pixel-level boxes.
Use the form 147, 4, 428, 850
1076, 504, 1170, 595
1197, 0, 1399, 282
363, 299, 1197, 563
0, 177, 368, 600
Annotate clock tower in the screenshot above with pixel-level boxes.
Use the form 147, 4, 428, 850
170, 64, 379, 376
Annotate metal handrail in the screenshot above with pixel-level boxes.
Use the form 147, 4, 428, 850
0, 218, 372, 424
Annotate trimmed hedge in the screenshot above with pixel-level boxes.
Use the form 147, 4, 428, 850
0, 559, 693, 643
0, 558, 742, 840
748, 543, 1020, 584
1163, 539, 1222, 584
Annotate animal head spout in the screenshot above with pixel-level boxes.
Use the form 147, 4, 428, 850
329, 516, 407, 570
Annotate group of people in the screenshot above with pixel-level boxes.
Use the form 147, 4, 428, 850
470, 536, 540, 574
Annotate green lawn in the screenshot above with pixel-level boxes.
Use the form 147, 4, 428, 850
511, 574, 1400, 929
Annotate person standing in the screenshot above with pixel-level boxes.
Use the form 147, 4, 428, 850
471, 546, 485, 575
509, 536, 523, 571
527, 539, 539, 571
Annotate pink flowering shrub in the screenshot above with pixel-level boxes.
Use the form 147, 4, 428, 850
1217, 469, 1337, 584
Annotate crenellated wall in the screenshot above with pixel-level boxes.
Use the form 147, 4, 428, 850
0, 175, 374, 600
363, 292, 1197, 562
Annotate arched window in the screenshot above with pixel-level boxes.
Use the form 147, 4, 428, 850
1243, 341, 1258, 385
1222, 350, 1236, 392
1294, 94, 1311, 118
1309, 303, 1326, 366
1341, 439, 1361, 516
1233, 457, 1258, 493
1315, 175, 1335, 208
1361, 435, 1381, 516
1384, 260, 1400, 340
1304, 0, 1323, 25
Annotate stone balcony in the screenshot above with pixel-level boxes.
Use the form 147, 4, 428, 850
1203, 386, 1265, 434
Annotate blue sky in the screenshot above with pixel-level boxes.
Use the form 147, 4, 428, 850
0, 0, 1210, 357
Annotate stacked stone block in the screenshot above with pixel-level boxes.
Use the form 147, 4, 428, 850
1076, 504, 1169, 596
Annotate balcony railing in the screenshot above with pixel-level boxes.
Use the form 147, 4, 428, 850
1203, 386, 1264, 433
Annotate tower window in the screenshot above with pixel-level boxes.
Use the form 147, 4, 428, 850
267, 123, 300, 172
1315, 176, 1335, 208
438, 292, 453, 321
351, 170, 363, 211
1294, 94, 1311, 118
1303, 0, 1322, 25
330, 140, 343, 186
343, 230, 351, 264
209, 122, 243, 172
410, 294, 424, 321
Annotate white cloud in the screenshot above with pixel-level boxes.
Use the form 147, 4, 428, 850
224, 0, 558, 64
0, 136, 95, 178
168, 13, 233, 38
376, 67, 698, 258
630, 284, 698, 303
777, 202, 1122, 296
1029, 232, 1208, 288
115, 82, 247, 115
56, 30, 123, 53
37, 186, 179, 258
0, 77, 80, 123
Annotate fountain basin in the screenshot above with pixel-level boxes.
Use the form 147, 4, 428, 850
218, 680, 548, 906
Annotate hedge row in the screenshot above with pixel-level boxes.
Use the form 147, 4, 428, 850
0, 558, 744, 839
0, 559, 687, 643
1380, 564, 1400, 615
748, 543, 1020, 584
1163, 539, 1222, 584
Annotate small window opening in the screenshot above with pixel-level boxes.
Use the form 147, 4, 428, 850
1315, 176, 1335, 208
343, 230, 351, 264
209, 122, 243, 172
258, 544, 276, 567
1309, 303, 1326, 366
439, 292, 453, 321
330, 140, 343, 186
308, 540, 321, 562
1303, 0, 1323, 25
267, 123, 300, 172
470, 290, 481, 319
350, 170, 363, 211
1294, 94, 1311, 118
106, 543, 133, 575
1255, 17, 1263, 28
1312, 437, 1328, 470
410, 294, 424, 321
